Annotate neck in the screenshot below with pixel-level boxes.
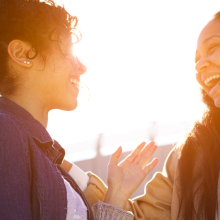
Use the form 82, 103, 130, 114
3, 93, 49, 128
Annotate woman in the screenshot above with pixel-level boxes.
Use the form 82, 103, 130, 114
77, 12, 220, 220
129, 11, 220, 220
0, 0, 159, 219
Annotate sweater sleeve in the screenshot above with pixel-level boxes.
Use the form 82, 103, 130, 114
0, 116, 32, 220
68, 167, 134, 219
72, 148, 178, 220
127, 147, 178, 220
92, 201, 134, 220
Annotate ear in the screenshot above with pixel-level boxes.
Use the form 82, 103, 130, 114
7, 40, 33, 68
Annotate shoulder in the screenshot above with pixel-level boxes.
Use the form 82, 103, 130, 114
0, 113, 23, 137
0, 113, 27, 153
162, 146, 179, 178
0, 113, 30, 174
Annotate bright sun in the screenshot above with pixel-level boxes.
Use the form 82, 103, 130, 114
48, 0, 220, 148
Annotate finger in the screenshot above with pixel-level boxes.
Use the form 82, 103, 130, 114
209, 85, 220, 107
138, 145, 157, 168
133, 142, 155, 164
143, 158, 158, 175
210, 84, 220, 98
214, 97, 220, 108
126, 142, 146, 163
108, 146, 122, 166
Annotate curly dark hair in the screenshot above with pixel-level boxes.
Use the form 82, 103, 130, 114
178, 90, 220, 220
0, 0, 79, 95
176, 11, 220, 220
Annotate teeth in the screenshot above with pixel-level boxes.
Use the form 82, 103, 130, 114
204, 74, 220, 86
70, 78, 79, 87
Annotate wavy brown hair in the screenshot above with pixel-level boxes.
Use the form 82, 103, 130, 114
178, 88, 220, 220
0, 0, 79, 95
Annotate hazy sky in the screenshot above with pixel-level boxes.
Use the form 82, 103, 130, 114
48, 0, 220, 146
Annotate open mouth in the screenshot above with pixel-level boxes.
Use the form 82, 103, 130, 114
70, 78, 80, 89
204, 74, 220, 89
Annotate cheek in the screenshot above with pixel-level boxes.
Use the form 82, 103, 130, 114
53, 60, 72, 77
210, 50, 220, 67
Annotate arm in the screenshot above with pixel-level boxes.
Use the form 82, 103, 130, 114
128, 147, 178, 220
67, 142, 158, 219
103, 142, 158, 209
92, 142, 158, 220
0, 117, 32, 219
92, 201, 134, 220
60, 159, 72, 172
81, 147, 178, 220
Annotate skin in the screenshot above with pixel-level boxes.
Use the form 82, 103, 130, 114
104, 142, 158, 209
5, 34, 86, 127
60, 14, 220, 211
107, 16, 220, 210
4, 34, 158, 210
196, 17, 220, 107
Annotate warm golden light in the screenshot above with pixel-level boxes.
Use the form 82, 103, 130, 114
48, 0, 220, 147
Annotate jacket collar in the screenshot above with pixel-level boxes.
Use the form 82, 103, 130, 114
0, 97, 65, 164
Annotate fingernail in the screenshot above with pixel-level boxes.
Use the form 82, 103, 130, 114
215, 99, 220, 108
210, 84, 220, 95
115, 146, 121, 153
151, 145, 157, 149
154, 158, 159, 164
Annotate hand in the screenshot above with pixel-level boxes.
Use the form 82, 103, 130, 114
104, 141, 158, 209
196, 72, 220, 108
210, 83, 220, 108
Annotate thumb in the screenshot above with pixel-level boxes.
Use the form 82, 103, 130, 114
109, 146, 122, 165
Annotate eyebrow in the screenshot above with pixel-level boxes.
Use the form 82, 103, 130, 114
195, 35, 220, 63
203, 35, 220, 44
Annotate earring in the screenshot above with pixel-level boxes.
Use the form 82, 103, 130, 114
24, 61, 30, 64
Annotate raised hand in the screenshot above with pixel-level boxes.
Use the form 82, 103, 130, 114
104, 141, 158, 209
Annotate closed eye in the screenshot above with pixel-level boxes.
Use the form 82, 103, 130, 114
208, 44, 218, 54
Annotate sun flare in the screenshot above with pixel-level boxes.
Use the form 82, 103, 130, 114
48, 0, 220, 152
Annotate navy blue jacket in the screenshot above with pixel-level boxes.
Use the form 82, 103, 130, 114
0, 97, 94, 220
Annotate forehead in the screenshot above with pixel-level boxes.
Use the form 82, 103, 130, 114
49, 32, 73, 53
197, 18, 220, 49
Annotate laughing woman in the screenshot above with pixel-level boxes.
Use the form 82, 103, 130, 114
75, 12, 220, 220
128, 12, 220, 220
0, 0, 159, 219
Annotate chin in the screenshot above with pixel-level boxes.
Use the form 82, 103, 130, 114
58, 99, 78, 111
200, 88, 215, 109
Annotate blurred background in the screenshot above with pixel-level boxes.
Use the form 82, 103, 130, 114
48, 0, 220, 198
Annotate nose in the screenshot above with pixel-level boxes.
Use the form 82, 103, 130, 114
73, 56, 87, 76
195, 57, 210, 73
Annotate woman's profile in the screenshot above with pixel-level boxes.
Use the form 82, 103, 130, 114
0, 0, 158, 219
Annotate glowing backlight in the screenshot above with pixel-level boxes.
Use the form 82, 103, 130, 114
48, 0, 220, 151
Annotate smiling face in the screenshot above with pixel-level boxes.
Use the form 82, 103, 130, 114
30, 34, 86, 111
195, 17, 220, 107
